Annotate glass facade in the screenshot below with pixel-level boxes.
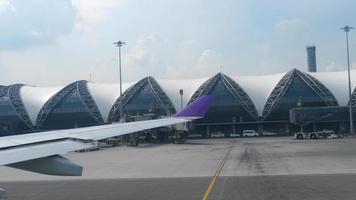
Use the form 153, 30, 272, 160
0, 91, 32, 136
190, 73, 259, 137
40, 88, 99, 130
0, 70, 352, 137
195, 79, 257, 124
108, 77, 176, 122
123, 84, 170, 118
264, 75, 328, 121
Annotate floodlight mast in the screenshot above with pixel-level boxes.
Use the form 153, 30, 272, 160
179, 89, 184, 111
113, 40, 126, 122
341, 26, 354, 135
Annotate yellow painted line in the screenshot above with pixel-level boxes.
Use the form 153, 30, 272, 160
202, 144, 233, 200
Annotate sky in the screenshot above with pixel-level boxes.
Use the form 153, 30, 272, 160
0, 0, 356, 86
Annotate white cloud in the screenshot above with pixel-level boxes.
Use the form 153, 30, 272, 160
128, 32, 160, 63
165, 49, 222, 79
0, 0, 76, 51
0, 0, 17, 15
0, 50, 71, 86
197, 49, 220, 67
255, 44, 271, 52
120, 32, 162, 81
0, 32, 163, 86
71, 0, 124, 31
321, 61, 344, 72
86, 56, 118, 83
28, 30, 44, 38
275, 18, 307, 32
0, 44, 123, 86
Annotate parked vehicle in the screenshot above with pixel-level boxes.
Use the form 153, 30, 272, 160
230, 133, 241, 137
0, 188, 7, 199
105, 137, 121, 147
187, 133, 203, 139
174, 130, 187, 144
315, 129, 335, 138
262, 131, 278, 136
242, 130, 259, 137
317, 129, 335, 135
295, 132, 305, 139
138, 135, 147, 142
168, 134, 176, 140
327, 133, 344, 139
210, 132, 225, 138
294, 132, 318, 139
76, 141, 100, 152
295, 130, 339, 140
327, 133, 338, 139
151, 134, 158, 140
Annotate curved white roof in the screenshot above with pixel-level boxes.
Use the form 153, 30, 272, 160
233, 72, 286, 115
157, 77, 208, 112
306, 70, 356, 106
20, 86, 62, 125
16, 69, 356, 123
87, 82, 134, 122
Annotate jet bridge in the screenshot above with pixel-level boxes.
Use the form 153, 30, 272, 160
290, 106, 350, 125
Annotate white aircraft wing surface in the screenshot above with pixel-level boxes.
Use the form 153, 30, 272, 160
0, 95, 213, 176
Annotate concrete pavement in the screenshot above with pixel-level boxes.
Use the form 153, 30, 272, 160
2, 137, 356, 199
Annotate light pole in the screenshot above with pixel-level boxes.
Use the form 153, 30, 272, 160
114, 40, 125, 122
179, 89, 184, 111
341, 26, 354, 135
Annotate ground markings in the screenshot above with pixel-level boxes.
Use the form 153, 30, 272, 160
202, 142, 233, 200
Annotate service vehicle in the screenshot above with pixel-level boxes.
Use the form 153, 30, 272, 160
187, 133, 203, 139
210, 132, 225, 138
295, 129, 338, 140
294, 132, 319, 139
242, 130, 259, 137
76, 141, 100, 152
105, 137, 121, 147
327, 132, 344, 139
230, 133, 241, 137
262, 131, 278, 136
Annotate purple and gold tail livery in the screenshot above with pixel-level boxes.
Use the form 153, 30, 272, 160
174, 95, 214, 118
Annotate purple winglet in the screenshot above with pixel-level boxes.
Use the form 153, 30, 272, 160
174, 95, 214, 118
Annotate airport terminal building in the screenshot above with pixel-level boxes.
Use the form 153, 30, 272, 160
1, 68, 356, 137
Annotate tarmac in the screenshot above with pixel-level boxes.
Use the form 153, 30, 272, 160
2, 137, 356, 199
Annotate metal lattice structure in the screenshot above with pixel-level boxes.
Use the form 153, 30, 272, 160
7, 84, 34, 129
187, 72, 259, 120
108, 76, 176, 123
0, 86, 8, 98
77, 81, 105, 124
296, 70, 338, 106
262, 70, 297, 120
36, 80, 104, 129
188, 75, 220, 104
262, 69, 338, 120
350, 87, 356, 106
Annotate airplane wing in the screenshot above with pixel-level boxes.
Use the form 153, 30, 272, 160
0, 95, 213, 176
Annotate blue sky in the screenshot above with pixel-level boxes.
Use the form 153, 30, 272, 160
0, 0, 355, 86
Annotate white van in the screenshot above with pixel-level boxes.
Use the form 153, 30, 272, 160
242, 130, 259, 137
